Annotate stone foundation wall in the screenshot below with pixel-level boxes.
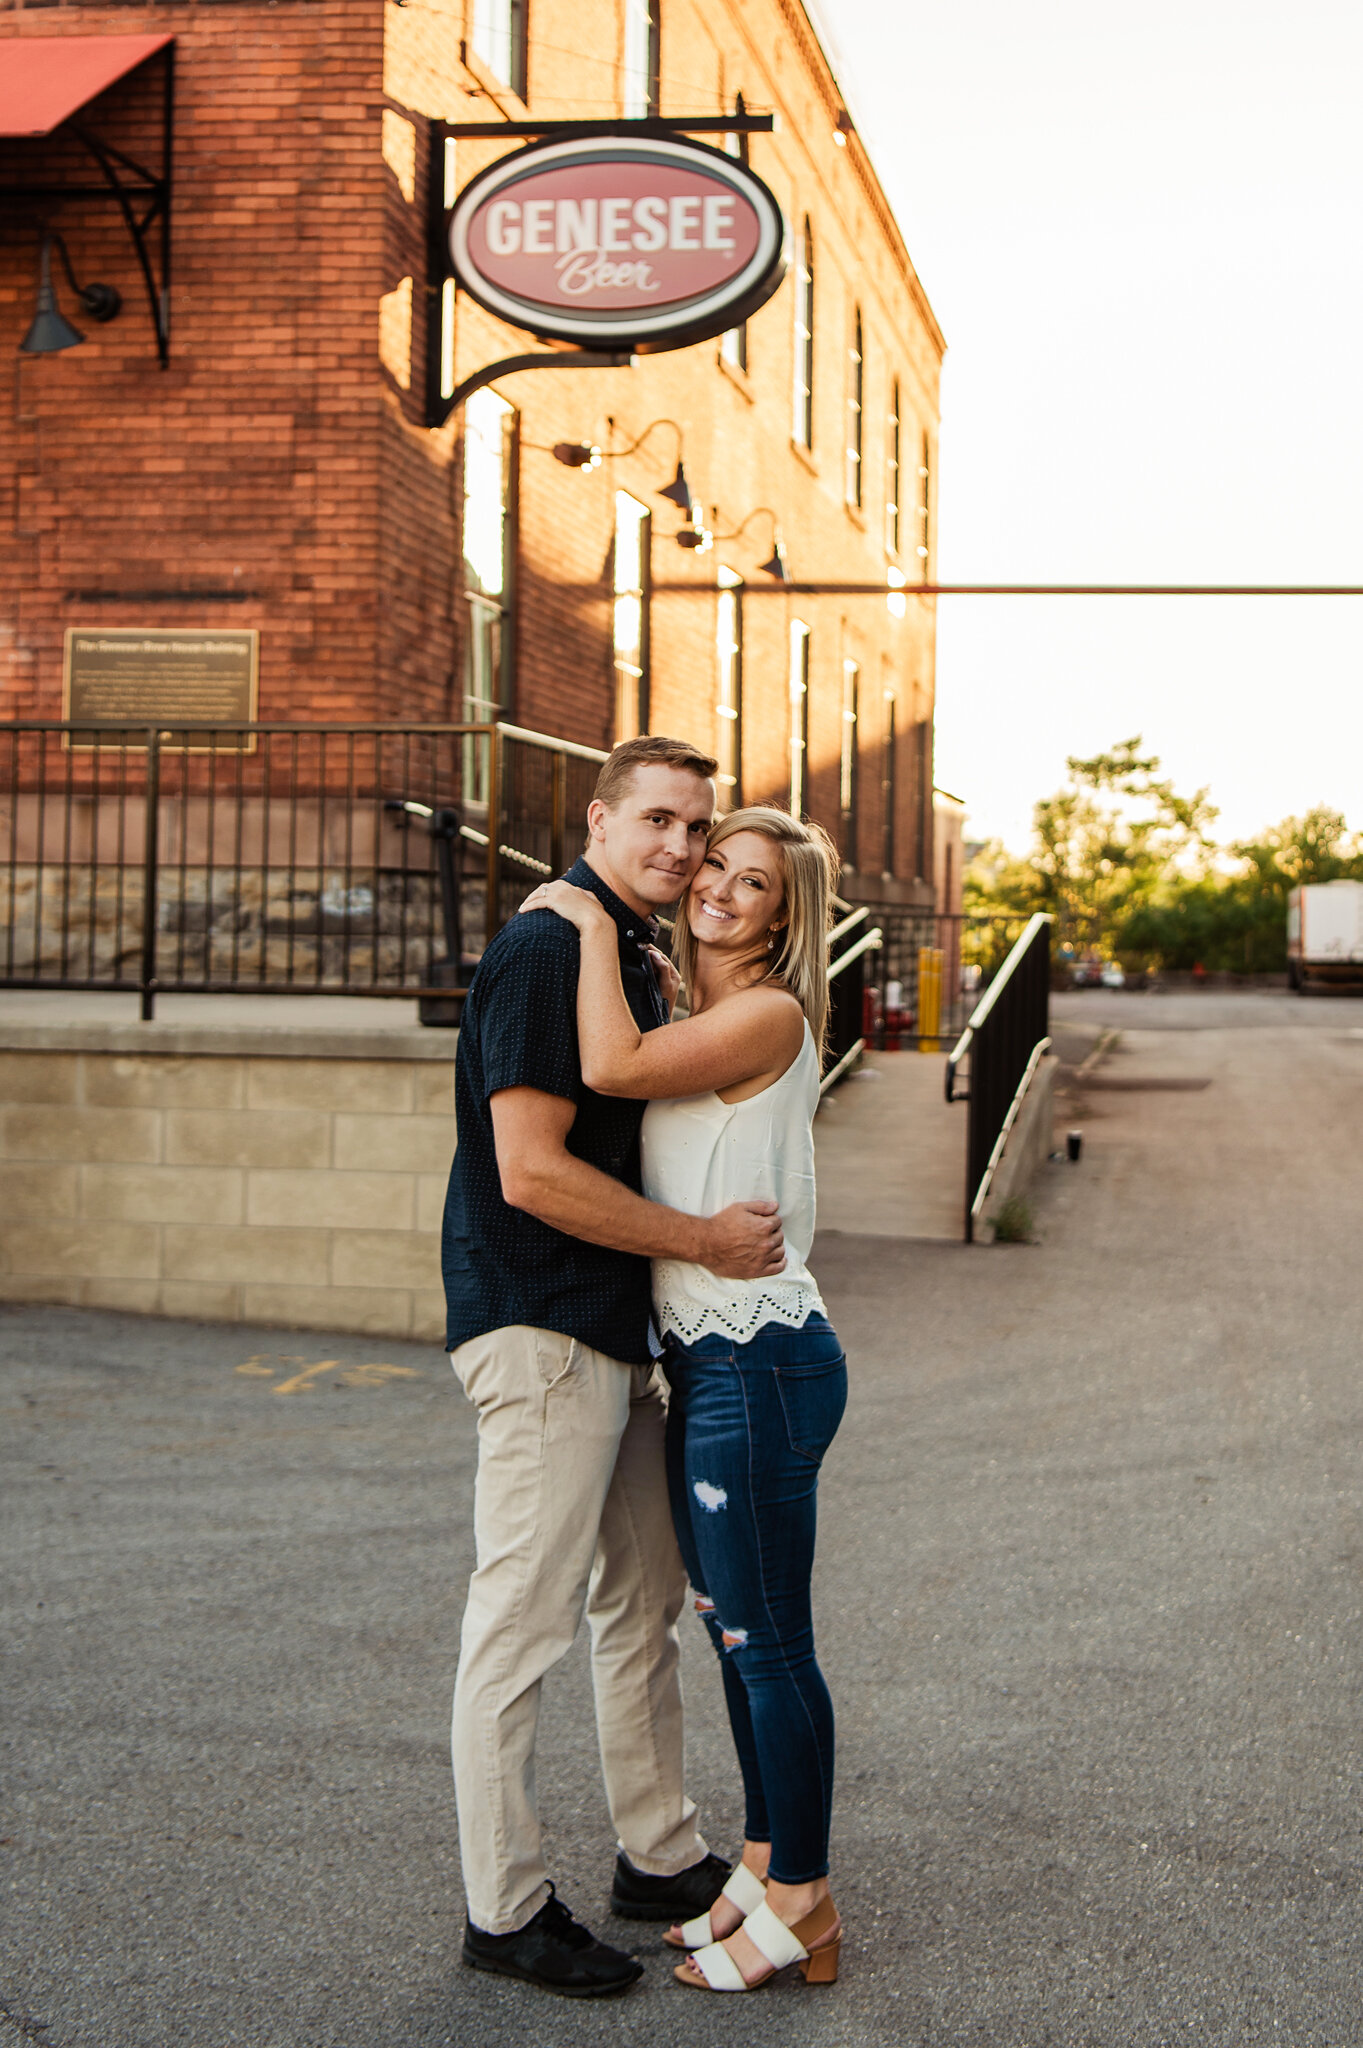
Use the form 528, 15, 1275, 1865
0, 1030, 455, 1341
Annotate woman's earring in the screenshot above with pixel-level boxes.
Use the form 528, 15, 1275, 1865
767, 932, 776, 952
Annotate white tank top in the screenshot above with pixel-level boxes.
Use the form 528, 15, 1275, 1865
640, 1020, 826, 1346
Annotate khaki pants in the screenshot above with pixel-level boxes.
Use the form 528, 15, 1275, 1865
450, 1325, 706, 1934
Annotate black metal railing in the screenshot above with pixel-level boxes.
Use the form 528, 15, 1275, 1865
0, 720, 606, 1019
854, 907, 1036, 1049
944, 912, 1052, 1240
821, 907, 884, 1089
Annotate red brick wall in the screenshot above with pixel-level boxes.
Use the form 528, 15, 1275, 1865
1, 0, 945, 896
0, 2, 387, 723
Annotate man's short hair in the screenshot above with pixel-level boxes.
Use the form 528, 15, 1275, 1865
592, 735, 719, 810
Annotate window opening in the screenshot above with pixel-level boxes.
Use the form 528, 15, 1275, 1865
792, 218, 814, 447
886, 378, 901, 556
716, 568, 744, 805
471, 0, 528, 99
840, 657, 859, 867
623, 0, 660, 117
845, 307, 863, 507
720, 104, 749, 371
462, 387, 516, 801
882, 683, 897, 874
788, 620, 810, 816
917, 431, 931, 578
613, 491, 651, 743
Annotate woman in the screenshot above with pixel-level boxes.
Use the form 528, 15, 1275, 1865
523, 805, 847, 1994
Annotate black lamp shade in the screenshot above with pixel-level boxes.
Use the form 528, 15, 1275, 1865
657, 459, 695, 514
760, 535, 792, 583
19, 241, 85, 357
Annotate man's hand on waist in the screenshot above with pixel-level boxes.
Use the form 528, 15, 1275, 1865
695, 1200, 785, 1279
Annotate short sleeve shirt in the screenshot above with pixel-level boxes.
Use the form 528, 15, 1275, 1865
441, 857, 670, 1364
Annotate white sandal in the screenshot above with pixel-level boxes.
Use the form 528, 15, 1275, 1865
675, 1895, 841, 1991
662, 1860, 767, 1950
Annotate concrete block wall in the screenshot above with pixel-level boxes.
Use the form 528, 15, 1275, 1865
0, 1036, 456, 1342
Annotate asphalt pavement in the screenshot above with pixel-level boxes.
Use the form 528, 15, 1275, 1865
3, 989, 1362, 2047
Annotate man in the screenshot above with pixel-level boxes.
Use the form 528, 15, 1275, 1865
442, 734, 785, 1997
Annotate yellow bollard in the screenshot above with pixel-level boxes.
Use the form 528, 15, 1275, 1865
917, 946, 943, 1049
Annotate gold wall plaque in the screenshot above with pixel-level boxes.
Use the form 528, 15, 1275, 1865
63, 629, 259, 750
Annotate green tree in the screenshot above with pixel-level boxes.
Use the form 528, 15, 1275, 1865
966, 737, 1216, 958
1121, 808, 1363, 971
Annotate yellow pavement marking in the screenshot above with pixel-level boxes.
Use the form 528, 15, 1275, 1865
336, 1364, 422, 1387
233, 1353, 422, 1392
271, 1360, 342, 1396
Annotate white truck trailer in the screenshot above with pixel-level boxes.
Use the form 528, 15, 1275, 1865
1286, 879, 1363, 990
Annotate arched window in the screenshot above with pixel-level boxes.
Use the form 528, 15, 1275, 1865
885, 378, 901, 555
472, 0, 527, 98
840, 657, 859, 867
613, 492, 651, 742
792, 217, 814, 447
461, 387, 517, 798
623, 0, 660, 117
845, 306, 863, 507
715, 569, 744, 804
788, 619, 810, 816
917, 431, 932, 578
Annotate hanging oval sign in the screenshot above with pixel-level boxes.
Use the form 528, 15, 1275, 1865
449, 135, 787, 352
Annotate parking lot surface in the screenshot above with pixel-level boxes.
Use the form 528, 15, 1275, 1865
3, 990, 1361, 2046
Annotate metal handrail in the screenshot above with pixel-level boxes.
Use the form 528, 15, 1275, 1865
826, 927, 883, 981
0, 718, 605, 1019
945, 911, 1052, 1103
495, 721, 609, 765
968, 1034, 1052, 1222
819, 1036, 866, 1096
827, 905, 870, 947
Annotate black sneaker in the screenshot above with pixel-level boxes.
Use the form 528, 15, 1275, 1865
462, 1885, 644, 1998
610, 1849, 731, 1922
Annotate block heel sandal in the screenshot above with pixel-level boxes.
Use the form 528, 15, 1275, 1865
663, 1861, 767, 1950
675, 1895, 841, 1991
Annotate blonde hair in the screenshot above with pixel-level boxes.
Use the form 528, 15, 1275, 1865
672, 806, 840, 1053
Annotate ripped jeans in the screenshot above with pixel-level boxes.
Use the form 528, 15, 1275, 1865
662, 1314, 848, 1885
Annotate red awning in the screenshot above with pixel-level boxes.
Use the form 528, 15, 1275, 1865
0, 34, 173, 139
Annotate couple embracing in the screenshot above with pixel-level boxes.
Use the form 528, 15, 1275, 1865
441, 734, 848, 1998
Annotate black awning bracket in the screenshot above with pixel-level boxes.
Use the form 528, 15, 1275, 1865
0, 41, 174, 367
428, 348, 634, 432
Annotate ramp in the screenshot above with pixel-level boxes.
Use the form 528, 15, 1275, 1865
815, 1049, 964, 1241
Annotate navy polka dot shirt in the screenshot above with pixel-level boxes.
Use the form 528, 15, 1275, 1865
441, 857, 670, 1364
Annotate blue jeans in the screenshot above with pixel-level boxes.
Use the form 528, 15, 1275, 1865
662, 1314, 848, 1885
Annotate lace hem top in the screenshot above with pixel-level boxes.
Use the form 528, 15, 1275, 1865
640, 1020, 826, 1346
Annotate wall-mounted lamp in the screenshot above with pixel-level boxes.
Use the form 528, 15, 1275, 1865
886, 564, 907, 619
552, 441, 602, 472
833, 109, 853, 148
19, 231, 121, 358
709, 507, 792, 582
540, 416, 700, 520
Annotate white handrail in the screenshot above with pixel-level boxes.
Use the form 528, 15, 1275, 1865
827, 905, 869, 947
495, 721, 610, 764
819, 1037, 866, 1096
969, 1035, 1052, 1221
825, 927, 883, 981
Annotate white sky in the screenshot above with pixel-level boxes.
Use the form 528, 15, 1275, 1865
824, 0, 1363, 850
